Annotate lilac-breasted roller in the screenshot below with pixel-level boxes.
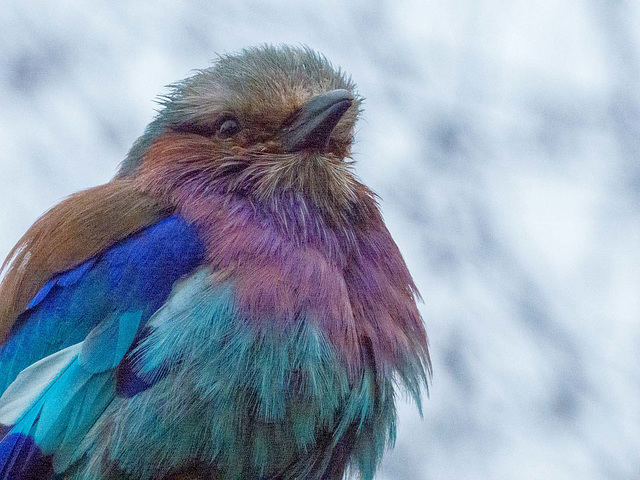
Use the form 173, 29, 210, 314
0, 45, 430, 479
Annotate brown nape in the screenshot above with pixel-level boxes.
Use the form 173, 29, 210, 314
0, 180, 169, 343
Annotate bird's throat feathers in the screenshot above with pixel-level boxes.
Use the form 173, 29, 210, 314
136, 132, 378, 237
134, 132, 430, 381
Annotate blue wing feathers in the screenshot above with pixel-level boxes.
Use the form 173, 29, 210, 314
0, 215, 204, 391
79, 311, 143, 374
0, 214, 205, 478
25, 259, 97, 312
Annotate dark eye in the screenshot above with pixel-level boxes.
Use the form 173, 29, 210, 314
218, 117, 242, 138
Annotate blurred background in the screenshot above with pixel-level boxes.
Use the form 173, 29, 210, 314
1, 1, 638, 478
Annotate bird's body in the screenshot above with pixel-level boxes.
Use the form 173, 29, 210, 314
0, 46, 430, 479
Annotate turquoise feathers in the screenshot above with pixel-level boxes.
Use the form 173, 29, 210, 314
65, 269, 395, 479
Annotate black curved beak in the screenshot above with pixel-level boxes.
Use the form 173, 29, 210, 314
281, 89, 353, 153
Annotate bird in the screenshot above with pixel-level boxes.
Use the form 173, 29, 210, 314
0, 45, 430, 479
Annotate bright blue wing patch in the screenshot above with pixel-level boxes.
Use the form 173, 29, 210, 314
0, 214, 205, 394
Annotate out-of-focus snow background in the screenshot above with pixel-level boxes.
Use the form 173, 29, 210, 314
1, 2, 638, 479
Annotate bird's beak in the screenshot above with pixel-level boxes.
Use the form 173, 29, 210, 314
281, 89, 353, 153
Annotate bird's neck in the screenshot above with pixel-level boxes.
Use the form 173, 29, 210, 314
132, 132, 383, 261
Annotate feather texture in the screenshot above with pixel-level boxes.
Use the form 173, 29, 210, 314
66, 269, 396, 480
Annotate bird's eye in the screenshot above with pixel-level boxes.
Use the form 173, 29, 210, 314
218, 117, 242, 138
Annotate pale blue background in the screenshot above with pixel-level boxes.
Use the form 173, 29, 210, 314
1, 2, 639, 479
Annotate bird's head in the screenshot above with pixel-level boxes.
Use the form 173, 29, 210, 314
121, 45, 374, 230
